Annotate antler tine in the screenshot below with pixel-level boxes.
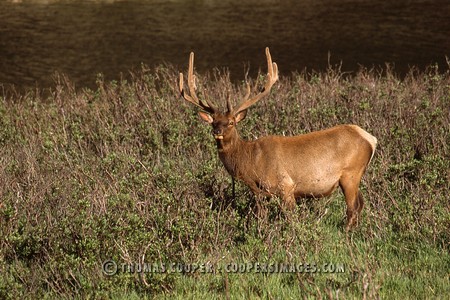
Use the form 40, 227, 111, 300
233, 47, 279, 115
227, 83, 250, 113
179, 52, 217, 114
187, 53, 199, 102
179, 73, 197, 106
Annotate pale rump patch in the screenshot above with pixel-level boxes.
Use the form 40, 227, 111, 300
349, 125, 378, 163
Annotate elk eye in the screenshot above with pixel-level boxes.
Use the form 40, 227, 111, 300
228, 121, 234, 126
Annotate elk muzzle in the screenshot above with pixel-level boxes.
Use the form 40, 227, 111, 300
213, 128, 224, 140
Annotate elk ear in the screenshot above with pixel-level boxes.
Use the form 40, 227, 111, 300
198, 111, 214, 124
235, 110, 247, 123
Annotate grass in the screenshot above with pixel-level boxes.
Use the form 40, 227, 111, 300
0, 63, 449, 299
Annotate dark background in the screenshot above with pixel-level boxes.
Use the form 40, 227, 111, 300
1, 0, 449, 90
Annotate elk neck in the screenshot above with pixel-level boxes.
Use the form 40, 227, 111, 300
215, 127, 251, 179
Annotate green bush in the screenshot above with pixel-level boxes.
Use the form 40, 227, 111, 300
0, 65, 448, 298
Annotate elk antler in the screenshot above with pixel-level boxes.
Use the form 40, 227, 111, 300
179, 52, 217, 114
232, 47, 279, 115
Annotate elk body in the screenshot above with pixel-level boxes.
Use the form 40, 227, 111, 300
179, 48, 377, 231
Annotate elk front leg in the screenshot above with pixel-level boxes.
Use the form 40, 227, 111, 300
250, 177, 296, 212
280, 179, 296, 211
282, 193, 296, 211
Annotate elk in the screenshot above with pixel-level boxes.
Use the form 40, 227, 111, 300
178, 47, 377, 231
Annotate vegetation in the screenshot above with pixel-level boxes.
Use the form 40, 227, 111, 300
0, 64, 448, 299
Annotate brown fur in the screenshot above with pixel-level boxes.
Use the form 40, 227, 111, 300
199, 112, 377, 230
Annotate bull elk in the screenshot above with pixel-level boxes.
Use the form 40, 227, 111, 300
178, 47, 377, 231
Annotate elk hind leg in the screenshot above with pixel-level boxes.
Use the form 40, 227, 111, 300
340, 175, 363, 231
357, 191, 364, 215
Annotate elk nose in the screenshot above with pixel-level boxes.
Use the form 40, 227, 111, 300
213, 128, 223, 135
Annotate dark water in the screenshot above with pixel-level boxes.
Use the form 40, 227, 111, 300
1, 0, 449, 90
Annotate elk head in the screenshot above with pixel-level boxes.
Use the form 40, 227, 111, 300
179, 47, 279, 146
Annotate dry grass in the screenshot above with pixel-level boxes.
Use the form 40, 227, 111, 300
0, 64, 448, 298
